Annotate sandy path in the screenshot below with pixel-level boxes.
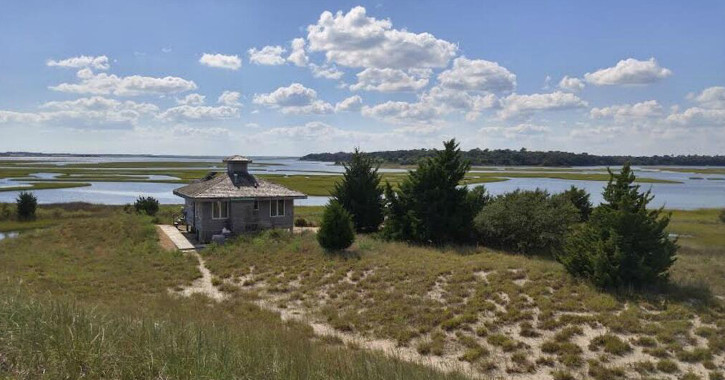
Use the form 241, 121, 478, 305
179, 250, 227, 302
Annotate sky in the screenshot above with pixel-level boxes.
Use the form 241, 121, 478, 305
0, 0, 724, 156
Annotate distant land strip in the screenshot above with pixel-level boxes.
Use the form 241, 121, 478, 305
301, 149, 725, 167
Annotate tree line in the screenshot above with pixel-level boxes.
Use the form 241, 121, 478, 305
317, 139, 678, 289
301, 148, 725, 167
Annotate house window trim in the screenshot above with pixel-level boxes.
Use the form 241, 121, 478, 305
270, 198, 286, 217
211, 200, 229, 220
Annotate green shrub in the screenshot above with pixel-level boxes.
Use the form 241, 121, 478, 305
317, 201, 355, 251
473, 189, 579, 255
331, 148, 384, 232
557, 163, 678, 288
16, 191, 37, 221
559, 185, 593, 222
382, 139, 474, 244
294, 218, 312, 227
1, 203, 12, 220
133, 196, 160, 216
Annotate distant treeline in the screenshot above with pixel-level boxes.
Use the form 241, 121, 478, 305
300, 148, 725, 167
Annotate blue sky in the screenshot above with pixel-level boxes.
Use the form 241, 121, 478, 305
1, 0, 724, 156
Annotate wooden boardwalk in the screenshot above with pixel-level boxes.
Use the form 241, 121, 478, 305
157, 225, 196, 251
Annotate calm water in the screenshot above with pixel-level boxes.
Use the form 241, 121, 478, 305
0, 231, 19, 241
0, 155, 723, 209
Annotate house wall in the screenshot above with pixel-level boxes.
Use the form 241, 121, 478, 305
193, 198, 295, 243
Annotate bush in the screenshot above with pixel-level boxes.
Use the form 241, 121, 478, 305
557, 163, 678, 288
331, 148, 384, 232
294, 218, 313, 227
0, 203, 12, 220
383, 139, 474, 244
134, 196, 159, 216
473, 189, 579, 255
16, 191, 37, 221
317, 201, 355, 251
559, 185, 593, 221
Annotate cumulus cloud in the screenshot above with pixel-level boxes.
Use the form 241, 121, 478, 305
361, 100, 440, 124
480, 123, 550, 138
558, 76, 585, 92
335, 95, 363, 112
253, 83, 333, 114
350, 68, 430, 92
158, 105, 240, 122
666, 107, 725, 127
499, 91, 588, 119
436, 57, 516, 94
248, 45, 287, 65
287, 38, 309, 67
310, 64, 344, 80
306, 6, 457, 69
199, 53, 242, 70
690, 86, 725, 109
49, 70, 197, 96
47, 55, 110, 70
420, 86, 499, 121
218, 91, 242, 106
0, 96, 158, 128
590, 100, 664, 120
584, 58, 672, 85
176, 93, 206, 106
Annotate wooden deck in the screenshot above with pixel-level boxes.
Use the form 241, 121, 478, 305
157, 225, 196, 251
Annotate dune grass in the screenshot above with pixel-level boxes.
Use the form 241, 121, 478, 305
0, 207, 469, 379
201, 209, 725, 379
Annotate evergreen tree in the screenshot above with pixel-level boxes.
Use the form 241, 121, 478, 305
331, 148, 384, 232
317, 201, 355, 251
559, 185, 593, 221
16, 191, 37, 221
382, 139, 472, 244
558, 163, 678, 288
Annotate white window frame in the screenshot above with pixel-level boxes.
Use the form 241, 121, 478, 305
211, 200, 229, 220
270, 199, 285, 217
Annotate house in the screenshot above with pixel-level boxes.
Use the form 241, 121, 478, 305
173, 155, 306, 243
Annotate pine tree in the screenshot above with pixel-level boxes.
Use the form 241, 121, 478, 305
382, 139, 472, 244
16, 191, 37, 221
559, 185, 593, 221
558, 163, 678, 288
331, 148, 384, 232
317, 201, 355, 251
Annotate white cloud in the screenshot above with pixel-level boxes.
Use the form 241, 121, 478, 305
217, 91, 242, 106
690, 86, 725, 109
480, 124, 550, 138
199, 53, 242, 70
253, 83, 333, 114
306, 6, 457, 69
176, 93, 206, 106
47, 55, 110, 70
436, 57, 516, 94
666, 107, 725, 127
0, 96, 158, 128
590, 100, 664, 120
558, 76, 585, 92
310, 64, 344, 80
335, 95, 363, 112
248, 45, 287, 65
584, 58, 672, 85
287, 38, 309, 67
172, 125, 230, 138
499, 91, 588, 119
158, 105, 240, 122
350, 68, 430, 92
50, 71, 197, 96
361, 100, 440, 124
420, 86, 499, 121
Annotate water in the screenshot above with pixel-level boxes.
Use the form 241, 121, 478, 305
0, 155, 723, 209
0, 231, 19, 241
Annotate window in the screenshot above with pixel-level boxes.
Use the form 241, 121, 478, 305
270, 199, 285, 217
212, 201, 229, 219
253, 200, 259, 211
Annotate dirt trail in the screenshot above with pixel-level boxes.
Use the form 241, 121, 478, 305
178, 250, 227, 302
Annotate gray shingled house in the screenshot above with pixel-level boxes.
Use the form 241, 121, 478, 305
173, 156, 306, 243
